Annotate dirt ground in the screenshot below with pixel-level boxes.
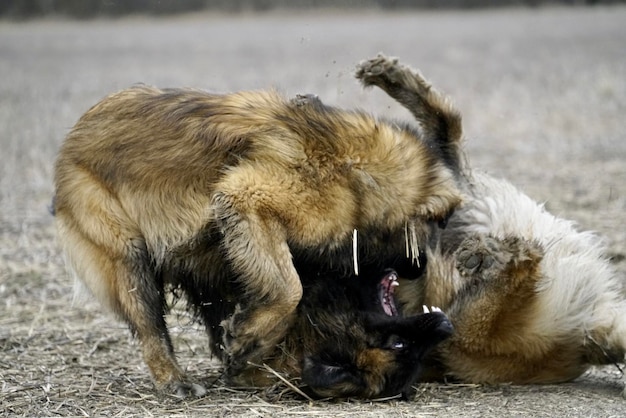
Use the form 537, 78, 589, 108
1, 5, 625, 417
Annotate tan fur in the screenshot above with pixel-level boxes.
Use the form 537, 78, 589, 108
54, 62, 462, 395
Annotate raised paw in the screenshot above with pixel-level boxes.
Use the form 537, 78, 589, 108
354, 54, 462, 152
455, 235, 510, 278
355, 54, 401, 87
455, 235, 544, 280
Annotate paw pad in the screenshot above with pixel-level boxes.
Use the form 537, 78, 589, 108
463, 254, 481, 271
456, 235, 502, 277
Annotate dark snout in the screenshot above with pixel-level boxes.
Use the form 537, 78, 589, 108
416, 311, 454, 344
431, 313, 454, 341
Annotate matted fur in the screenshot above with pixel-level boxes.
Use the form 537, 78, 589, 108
53, 56, 462, 396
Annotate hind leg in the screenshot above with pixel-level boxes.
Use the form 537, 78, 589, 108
355, 54, 462, 155
57, 217, 206, 397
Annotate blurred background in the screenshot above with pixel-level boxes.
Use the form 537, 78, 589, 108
2, 0, 624, 19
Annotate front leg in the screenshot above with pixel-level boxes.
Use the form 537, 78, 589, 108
212, 191, 302, 378
355, 54, 462, 169
447, 234, 544, 355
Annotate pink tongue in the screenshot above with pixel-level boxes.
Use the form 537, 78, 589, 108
380, 272, 399, 316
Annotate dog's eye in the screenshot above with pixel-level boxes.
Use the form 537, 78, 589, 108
392, 341, 406, 350
385, 336, 408, 351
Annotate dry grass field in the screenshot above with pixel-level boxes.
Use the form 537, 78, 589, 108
1, 5, 625, 417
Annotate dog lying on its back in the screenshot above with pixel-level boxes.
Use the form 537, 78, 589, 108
363, 55, 626, 395
403, 173, 626, 393
215, 261, 452, 399
53, 55, 462, 396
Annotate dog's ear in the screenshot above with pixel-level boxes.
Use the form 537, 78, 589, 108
301, 354, 365, 398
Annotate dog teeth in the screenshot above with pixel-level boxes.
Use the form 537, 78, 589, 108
423, 305, 442, 313
387, 272, 399, 287
352, 229, 359, 276
423, 305, 430, 313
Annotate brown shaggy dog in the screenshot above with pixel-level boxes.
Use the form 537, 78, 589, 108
53, 56, 462, 396
363, 55, 626, 395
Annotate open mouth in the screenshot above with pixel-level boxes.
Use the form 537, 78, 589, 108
378, 270, 400, 316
